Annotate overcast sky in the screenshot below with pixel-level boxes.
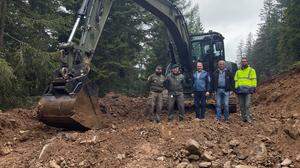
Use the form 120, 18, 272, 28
192, 0, 264, 62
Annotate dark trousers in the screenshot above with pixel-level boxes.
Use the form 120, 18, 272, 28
194, 91, 206, 119
238, 94, 252, 121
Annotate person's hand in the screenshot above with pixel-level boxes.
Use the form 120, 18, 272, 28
205, 92, 210, 96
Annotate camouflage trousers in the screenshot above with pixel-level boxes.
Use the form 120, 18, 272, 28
147, 91, 163, 122
168, 93, 185, 121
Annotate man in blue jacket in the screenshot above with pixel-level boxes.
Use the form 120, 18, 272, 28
193, 62, 210, 119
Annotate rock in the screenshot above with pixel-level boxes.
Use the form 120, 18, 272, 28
292, 112, 299, 119
284, 120, 300, 140
204, 141, 215, 148
176, 162, 189, 168
116, 154, 126, 160
237, 153, 248, 160
234, 165, 257, 168
182, 158, 190, 163
62, 133, 78, 142
229, 139, 240, 148
186, 163, 198, 168
269, 91, 282, 102
255, 143, 268, 161
281, 158, 292, 166
79, 161, 85, 166
186, 139, 201, 155
222, 149, 230, 155
296, 154, 300, 161
211, 160, 221, 168
38, 143, 56, 160
80, 135, 97, 144
223, 161, 231, 168
19, 130, 31, 142
203, 151, 215, 161
0, 146, 13, 156
180, 149, 190, 157
188, 154, 200, 161
199, 162, 212, 167
49, 160, 61, 168
157, 156, 166, 161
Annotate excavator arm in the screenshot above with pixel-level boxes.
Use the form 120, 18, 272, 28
37, 0, 193, 129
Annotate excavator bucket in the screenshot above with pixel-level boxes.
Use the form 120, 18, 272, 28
37, 82, 105, 130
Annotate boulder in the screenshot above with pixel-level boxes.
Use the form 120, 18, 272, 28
186, 139, 201, 155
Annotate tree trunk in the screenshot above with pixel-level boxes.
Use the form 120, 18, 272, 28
0, 0, 7, 49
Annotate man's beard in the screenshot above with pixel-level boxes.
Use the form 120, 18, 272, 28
241, 64, 248, 69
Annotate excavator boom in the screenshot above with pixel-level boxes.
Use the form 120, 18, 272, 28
37, 0, 193, 129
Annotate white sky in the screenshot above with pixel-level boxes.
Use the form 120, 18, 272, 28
192, 0, 264, 62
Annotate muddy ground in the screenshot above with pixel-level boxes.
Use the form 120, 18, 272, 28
0, 68, 299, 168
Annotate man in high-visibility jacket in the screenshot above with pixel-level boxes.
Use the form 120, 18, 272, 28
234, 57, 257, 123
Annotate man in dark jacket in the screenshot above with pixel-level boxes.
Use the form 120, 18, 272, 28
164, 64, 185, 122
147, 65, 165, 123
212, 60, 234, 121
193, 62, 210, 119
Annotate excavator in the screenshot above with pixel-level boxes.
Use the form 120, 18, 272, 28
37, 0, 237, 129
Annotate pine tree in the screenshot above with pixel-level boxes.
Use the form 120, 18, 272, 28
236, 39, 245, 65
278, 0, 300, 66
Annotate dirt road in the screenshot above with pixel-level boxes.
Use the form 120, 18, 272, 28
0, 68, 299, 168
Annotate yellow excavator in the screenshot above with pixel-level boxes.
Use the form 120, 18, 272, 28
37, 0, 237, 129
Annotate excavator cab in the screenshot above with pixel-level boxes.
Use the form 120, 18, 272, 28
190, 31, 238, 112
191, 31, 226, 74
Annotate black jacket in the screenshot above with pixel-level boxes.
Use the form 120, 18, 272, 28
212, 69, 234, 92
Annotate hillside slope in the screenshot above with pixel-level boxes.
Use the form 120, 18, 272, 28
0, 69, 299, 168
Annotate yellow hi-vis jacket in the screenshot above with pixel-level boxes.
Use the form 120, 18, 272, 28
234, 66, 257, 91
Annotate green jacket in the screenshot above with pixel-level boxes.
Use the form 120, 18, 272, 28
148, 73, 165, 92
164, 73, 185, 95
234, 66, 257, 94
